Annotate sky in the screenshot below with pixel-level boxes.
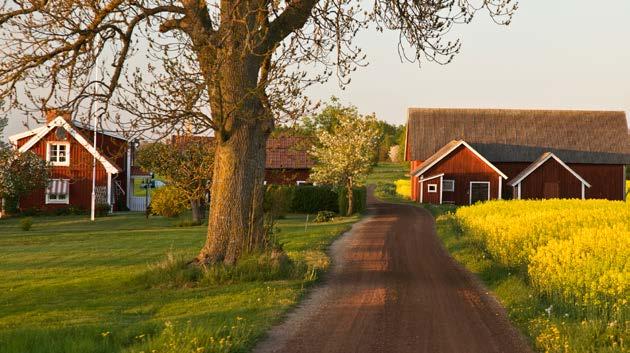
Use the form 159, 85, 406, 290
3, 0, 630, 138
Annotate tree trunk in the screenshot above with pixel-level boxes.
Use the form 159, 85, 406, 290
196, 121, 268, 264
346, 177, 354, 216
191, 199, 203, 224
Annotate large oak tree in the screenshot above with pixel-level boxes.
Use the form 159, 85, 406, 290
0, 0, 516, 264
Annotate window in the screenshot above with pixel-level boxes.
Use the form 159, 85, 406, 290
46, 179, 70, 204
428, 184, 438, 193
297, 180, 313, 186
442, 179, 455, 192
47, 142, 70, 166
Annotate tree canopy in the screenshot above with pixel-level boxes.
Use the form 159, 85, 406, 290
135, 137, 214, 222
309, 102, 380, 215
0, 0, 517, 264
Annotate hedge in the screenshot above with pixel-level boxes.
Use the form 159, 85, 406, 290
337, 187, 367, 216
264, 185, 367, 215
290, 185, 338, 213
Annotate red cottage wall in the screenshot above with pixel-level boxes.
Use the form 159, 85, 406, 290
16, 127, 128, 211
421, 145, 502, 205
265, 169, 311, 185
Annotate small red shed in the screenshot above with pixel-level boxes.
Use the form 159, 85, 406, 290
411, 140, 507, 205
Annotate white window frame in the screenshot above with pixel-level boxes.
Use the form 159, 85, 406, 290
45, 179, 70, 205
46, 141, 70, 166
442, 179, 455, 192
469, 181, 491, 205
296, 180, 307, 186
427, 183, 438, 193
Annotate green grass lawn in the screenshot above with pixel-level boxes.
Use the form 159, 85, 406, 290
0, 212, 358, 353
364, 162, 408, 185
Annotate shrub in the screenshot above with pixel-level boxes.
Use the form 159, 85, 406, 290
95, 203, 111, 217
150, 185, 188, 217
291, 185, 339, 213
54, 205, 86, 216
20, 217, 33, 231
338, 186, 367, 216
375, 181, 396, 198
313, 210, 336, 223
20, 207, 41, 217
263, 185, 294, 217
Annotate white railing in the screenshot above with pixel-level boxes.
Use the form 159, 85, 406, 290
128, 196, 150, 211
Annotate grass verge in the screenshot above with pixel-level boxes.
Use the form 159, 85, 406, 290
0, 212, 358, 353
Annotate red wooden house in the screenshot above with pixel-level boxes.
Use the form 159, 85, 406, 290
172, 134, 314, 185
9, 110, 131, 212
405, 108, 630, 205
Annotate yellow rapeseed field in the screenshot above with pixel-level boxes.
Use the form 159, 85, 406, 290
454, 199, 629, 351
394, 179, 411, 199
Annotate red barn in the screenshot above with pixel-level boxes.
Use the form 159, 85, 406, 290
9, 111, 131, 212
405, 108, 630, 205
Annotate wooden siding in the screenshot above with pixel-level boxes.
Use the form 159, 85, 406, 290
419, 145, 501, 205
518, 158, 583, 199
496, 162, 625, 200
16, 127, 128, 212
410, 160, 423, 201
420, 177, 441, 204
571, 164, 624, 200
264, 169, 311, 185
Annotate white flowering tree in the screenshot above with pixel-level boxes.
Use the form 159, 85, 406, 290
389, 145, 401, 162
310, 104, 380, 215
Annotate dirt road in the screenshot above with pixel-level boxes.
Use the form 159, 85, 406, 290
254, 194, 533, 353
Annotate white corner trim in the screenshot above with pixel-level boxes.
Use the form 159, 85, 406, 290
412, 140, 508, 179
509, 152, 591, 188
469, 181, 491, 205
419, 177, 424, 203
8, 126, 47, 146
439, 175, 443, 204
420, 173, 445, 182
17, 116, 120, 174
498, 176, 503, 200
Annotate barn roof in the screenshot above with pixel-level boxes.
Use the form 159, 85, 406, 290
406, 108, 630, 164
411, 140, 507, 178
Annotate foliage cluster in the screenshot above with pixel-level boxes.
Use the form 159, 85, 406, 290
19, 217, 32, 231
313, 211, 336, 223
136, 139, 214, 222
150, 186, 190, 218
455, 199, 629, 350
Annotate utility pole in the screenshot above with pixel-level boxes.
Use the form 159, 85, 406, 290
90, 64, 98, 221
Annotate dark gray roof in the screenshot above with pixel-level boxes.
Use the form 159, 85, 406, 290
406, 108, 630, 164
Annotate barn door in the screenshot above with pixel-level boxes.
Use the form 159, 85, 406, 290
543, 182, 560, 198
470, 182, 490, 204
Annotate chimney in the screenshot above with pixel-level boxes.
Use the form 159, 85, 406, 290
44, 109, 72, 124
